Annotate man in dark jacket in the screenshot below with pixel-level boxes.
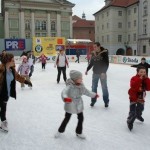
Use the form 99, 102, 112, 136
75, 50, 80, 63
85, 42, 109, 107
131, 57, 150, 76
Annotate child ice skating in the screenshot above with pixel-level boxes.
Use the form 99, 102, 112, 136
127, 66, 150, 131
37, 54, 48, 70
17, 56, 31, 89
55, 70, 98, 139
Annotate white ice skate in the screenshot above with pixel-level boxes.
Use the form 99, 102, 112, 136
76, 133, 86, 139
54, 132, 61, 138
0, 120, 8, 132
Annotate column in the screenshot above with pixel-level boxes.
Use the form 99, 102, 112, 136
69, 12, 73, 38
31, 10, 35, 37
47, 11, 51, 36
20, 9, 25, 38
57, 11, 61, 36
4, 8, 9, 38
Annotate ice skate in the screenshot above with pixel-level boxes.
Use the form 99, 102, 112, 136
0, 120, 8, 132
136, 116, 144, 122
54, 132, 61, 138
76, 133, 86, 139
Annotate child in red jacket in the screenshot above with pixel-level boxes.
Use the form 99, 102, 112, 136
127, 66, 150, 131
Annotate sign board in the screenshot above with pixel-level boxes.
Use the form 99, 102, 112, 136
32, 37, 66, 56
5, 39, 25, 51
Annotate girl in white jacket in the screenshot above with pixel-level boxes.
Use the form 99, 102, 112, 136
17, 56, 31, 89
55, 70, 99, 139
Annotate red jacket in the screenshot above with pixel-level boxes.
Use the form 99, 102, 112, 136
128, 75, 150, 102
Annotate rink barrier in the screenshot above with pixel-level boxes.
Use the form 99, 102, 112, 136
14, 55, 150, 65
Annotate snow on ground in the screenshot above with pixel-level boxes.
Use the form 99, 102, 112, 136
0, 62, 150, 150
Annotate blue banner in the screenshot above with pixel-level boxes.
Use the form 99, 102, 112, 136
5, 39, 25, 51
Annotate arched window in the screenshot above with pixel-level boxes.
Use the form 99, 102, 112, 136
143, 1, 148, 16
25, 20, 30, 30
51, 21, 56, 31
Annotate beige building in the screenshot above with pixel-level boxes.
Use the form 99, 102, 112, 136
1, 0, 75, 39
94, 0, 139, 55
138, 0, 150, 56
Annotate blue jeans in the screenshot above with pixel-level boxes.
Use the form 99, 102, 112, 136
91, 73, 109, 105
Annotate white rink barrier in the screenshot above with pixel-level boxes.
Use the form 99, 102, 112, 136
14, 55, 150, 65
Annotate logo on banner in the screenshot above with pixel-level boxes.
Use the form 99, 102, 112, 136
36, 38, 41, 44
5, 39, 25, 50
35, 45, 43, 53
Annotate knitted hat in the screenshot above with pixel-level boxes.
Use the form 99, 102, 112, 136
70, 70, 82, 80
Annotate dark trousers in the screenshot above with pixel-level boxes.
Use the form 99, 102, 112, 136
58, 112, 84, 134
127, 102, 144, 124
42, 63, 46, 69
57, 67, 67, 82
75, 57, 79, 63
0, 101, 7, 121
29, 65, 34, 77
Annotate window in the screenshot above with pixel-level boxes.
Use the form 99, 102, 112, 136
41, 21, 46, 30
128, 34, 130, 42
143, 45, 146, 53
102, 14, 104, 18
118, 22, 122, 28
25, 32, 30, 38
107, 11, 109, 16
25, 20, 30, 30
10, 32, 19, 38
102, 25, 104, 30
143, 20, 147, 34
118, 35, 122, 42
107, 23, 109, 29
51, 33, 56, 37
133, 33, 136, 41
128, 22, 131, 28
143, 1, 148, 16
107, 35, 109, 42
134, 8, 137, 13
134, 20, 136, 27
35, 33, 47, 37
35, 20, 47, 31
128, 10, 131, 15
51, 21, 56, 31
102, 36, 104, 42
118, 11, 122, 16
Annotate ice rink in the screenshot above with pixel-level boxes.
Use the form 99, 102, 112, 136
0, 62, 150, 150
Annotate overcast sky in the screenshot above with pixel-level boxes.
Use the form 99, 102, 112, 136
0, 0, 105, 20
69, 0, 105, 20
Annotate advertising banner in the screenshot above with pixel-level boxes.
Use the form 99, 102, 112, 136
5, 39, 25, 51
32, 37, 66, 56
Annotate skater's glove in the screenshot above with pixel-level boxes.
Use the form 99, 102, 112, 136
24, 80, 32, 87
94, 94, 99, 99
64, 97, 72, 103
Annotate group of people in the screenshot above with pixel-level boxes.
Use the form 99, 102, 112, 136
0, 42, 150, 139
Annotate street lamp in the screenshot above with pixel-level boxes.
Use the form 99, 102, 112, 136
124, 41, 129, 55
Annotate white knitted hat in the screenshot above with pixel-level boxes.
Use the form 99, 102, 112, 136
70, 70, 82, 80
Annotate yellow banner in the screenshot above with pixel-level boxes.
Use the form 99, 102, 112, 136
32, 37, 66, 56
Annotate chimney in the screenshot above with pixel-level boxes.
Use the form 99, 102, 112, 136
105, 0, 112, 6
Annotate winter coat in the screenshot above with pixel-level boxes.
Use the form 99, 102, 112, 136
128, 75, 150, 102
0, 64, 25, 101
86, 47, 109, 74
61, 79, 96, 114
39, 56, 48, 64
55, 54, 69, 67
17, 62, 30, 75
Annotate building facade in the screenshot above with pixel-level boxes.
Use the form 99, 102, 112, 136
138, 0, 150, 56
94, 0, 150, 56
1, 0, 74, 39
72, 14, 95, 42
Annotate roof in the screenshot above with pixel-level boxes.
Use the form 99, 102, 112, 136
94, 0, 139, 15
67, 39, 92, 43
73, 19, 95, 28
